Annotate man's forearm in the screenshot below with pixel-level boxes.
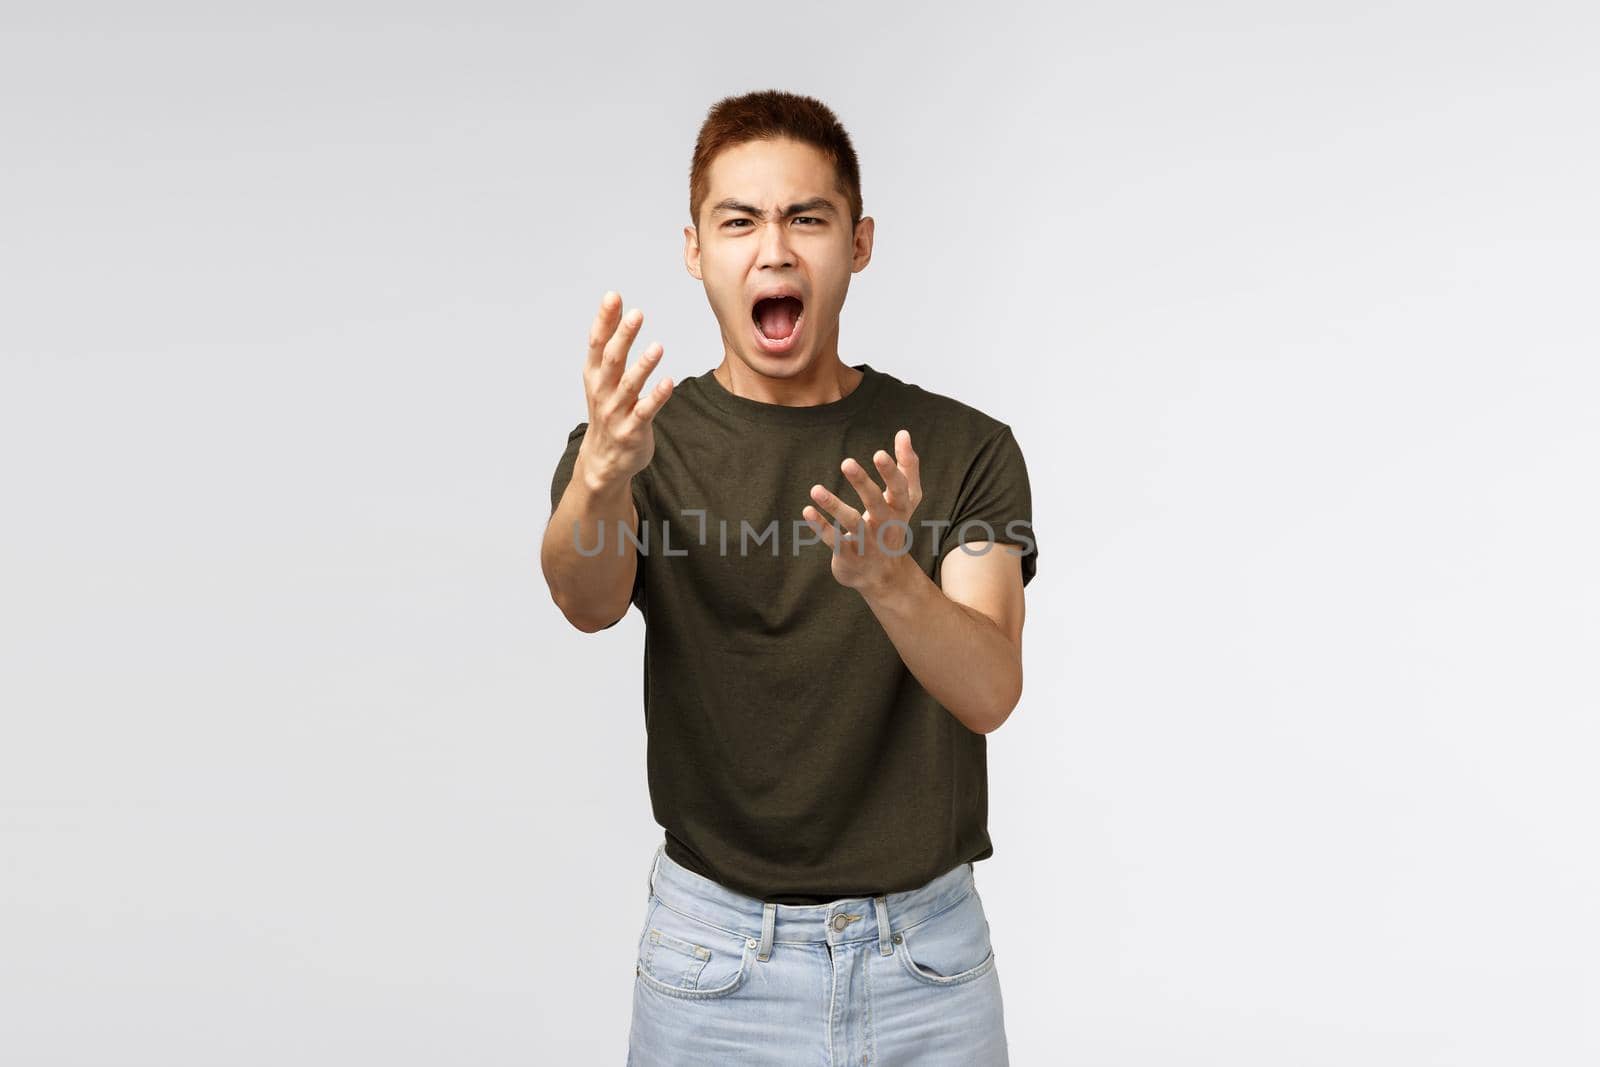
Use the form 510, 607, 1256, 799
541, 451, 640, 632
857, 554, 1022, 734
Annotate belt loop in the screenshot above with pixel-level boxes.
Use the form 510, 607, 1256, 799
874, 895, 892, 956
757, 902, 777, 962
647, 842, 665, 897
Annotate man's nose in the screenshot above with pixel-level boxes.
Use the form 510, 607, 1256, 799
756, 220, 795, 268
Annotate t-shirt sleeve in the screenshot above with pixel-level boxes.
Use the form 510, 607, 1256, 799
934, 424, 1038, 588
548, 420, 649, 627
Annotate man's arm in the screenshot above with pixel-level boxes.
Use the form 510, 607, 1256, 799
542, 449, 641, 633
801, 426, 1035, 734
540, 290, 672, 633
857, 545, 1026, 735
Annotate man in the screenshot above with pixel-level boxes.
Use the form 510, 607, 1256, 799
542, 90, 1035, 1066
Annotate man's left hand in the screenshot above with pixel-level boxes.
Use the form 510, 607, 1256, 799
803, 429, 924, 595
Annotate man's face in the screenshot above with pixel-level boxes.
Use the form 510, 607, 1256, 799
685, 137, 873, 379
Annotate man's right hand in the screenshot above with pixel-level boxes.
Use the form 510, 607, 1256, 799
578, 291, 673, 491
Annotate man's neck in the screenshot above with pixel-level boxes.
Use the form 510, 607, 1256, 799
713, 358, 863, 407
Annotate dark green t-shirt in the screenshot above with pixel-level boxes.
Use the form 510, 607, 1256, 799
548, 362, 1037, 903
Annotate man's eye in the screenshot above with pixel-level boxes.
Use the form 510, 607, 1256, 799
724, 218, 822, 228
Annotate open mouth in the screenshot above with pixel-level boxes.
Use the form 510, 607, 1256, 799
751, 295, 805, 354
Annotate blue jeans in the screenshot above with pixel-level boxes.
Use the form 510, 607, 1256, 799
628, 843, 1010, 1066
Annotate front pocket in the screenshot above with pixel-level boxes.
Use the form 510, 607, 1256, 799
635, 900, 753, 1000
641, 927, 710, 988
894, 889, 998, 987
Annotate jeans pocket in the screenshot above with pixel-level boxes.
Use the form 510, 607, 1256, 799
894, 888, 997, 987
635, 897, 753, 1000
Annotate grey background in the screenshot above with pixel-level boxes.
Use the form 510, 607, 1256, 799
3, 2, 1596, 1064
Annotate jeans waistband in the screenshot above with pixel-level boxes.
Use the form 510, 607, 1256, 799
644, 842, 977, 962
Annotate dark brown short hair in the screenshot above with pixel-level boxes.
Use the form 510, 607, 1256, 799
688, 89, 863, 231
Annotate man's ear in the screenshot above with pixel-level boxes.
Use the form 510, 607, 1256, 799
851, 216, 874, 272
684, 224, 702, 280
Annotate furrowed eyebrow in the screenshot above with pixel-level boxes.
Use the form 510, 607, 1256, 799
710, 197, 839, 220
